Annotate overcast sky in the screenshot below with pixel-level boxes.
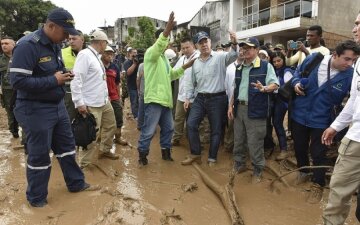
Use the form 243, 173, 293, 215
48, 0, 210, 34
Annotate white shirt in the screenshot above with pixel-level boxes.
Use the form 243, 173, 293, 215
225, 61, 238, 102
286, 45, 330, 66
331, 58, 360, 142
317, 55, 339, 87
71, 46, 109, 108
174, 51, 199, 102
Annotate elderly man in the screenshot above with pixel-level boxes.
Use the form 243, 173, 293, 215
181, 30, 239, 167
61, 30, 84, 121
227, 37, 279, 183
322, 13, 360, 224
71, 30, 117, 168
0, 36, 18, 138
9, 8, 92, 207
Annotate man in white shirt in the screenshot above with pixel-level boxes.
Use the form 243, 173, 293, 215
322, 12, 360, 225
171, 37, 198, 146
286, 25, 330, 66
71, 30, 117, 169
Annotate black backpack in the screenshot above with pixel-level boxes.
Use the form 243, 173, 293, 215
71, 113, 98, 149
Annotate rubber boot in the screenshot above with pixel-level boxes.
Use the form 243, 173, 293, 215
138, 151, 148, 166
114, 128, 128, 145
161, 148, 173, 161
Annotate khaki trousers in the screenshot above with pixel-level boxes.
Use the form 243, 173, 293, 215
79, 101, 116, 167
172, 100, 186, 142
323, 137, 360, 225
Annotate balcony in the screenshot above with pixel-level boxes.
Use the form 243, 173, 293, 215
237, 0, 316, 31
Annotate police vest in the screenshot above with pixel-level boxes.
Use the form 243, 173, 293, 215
233, 59, 269, 119
61, 46, 76, 70
0, 54, 11, 89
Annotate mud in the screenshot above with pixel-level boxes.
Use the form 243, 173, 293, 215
0, 104, 359, 225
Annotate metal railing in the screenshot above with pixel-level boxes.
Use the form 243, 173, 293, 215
237, 0, 316, 31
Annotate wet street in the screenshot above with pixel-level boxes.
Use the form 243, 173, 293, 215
0, 104, 358, 225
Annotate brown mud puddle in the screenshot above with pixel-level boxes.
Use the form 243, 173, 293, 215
0, 105, 358, 225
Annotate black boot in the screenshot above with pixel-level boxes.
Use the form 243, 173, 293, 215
161, 148, 173, 161
138, 151, 148, 166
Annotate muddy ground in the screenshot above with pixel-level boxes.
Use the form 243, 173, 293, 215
0, 102, 358, 225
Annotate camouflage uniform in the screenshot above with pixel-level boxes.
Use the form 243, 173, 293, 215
0, 53, 19, 137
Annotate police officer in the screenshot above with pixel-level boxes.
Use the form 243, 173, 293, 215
9, 8, 93, 207
0, 36, 19, 138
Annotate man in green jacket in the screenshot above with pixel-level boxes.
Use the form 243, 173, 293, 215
137, 12, 195, 166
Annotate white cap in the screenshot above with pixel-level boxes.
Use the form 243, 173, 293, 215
104, 46, 114, 52
259, 49, 269, 57
90, 30, 109, 42
165, 49, 176, 60
126, 47, 133, 52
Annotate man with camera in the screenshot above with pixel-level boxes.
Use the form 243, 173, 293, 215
71, 30, 118, 168
291, 40, 359, 204
123, 48, 139, 120
286, 25, 330, 67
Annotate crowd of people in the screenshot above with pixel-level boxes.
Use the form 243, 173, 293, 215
1, 6, 360, 225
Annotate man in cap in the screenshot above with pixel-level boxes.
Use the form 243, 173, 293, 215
227, 37, 279, 183
0, 36, 19, 138
9, 7, 93, 207
273, 43, 286, 56
181, 30, 239, 167
101, 46, 127, 145
61, 30, 84, 121
71, 30, 118, 168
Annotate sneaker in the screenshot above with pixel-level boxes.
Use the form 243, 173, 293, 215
181, 155, 201, 166
233, 161, 247, 174
296, 172, 310, 185
98, 152, 119, 160
29, 199, 48, 207
70, 183, 101, 192
307, 183, 323, 204
275, 151, 289, 161
207, 161, 216, 167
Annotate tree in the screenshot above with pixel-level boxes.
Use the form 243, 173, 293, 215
0, 0, 56, 40
126, 17, 156, 51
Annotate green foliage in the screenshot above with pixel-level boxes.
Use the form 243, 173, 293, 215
126, 17, 156, 50
0, 0, 56, 39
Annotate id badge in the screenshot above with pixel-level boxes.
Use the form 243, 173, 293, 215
103, 74, 106, 80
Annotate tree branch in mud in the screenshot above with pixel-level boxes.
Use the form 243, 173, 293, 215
192, 163, 245, 225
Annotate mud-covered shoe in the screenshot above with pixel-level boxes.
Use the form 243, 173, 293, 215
138, 152, 148, 166
296, 172, 310, 185
233, 161, 247, 174
251, 173, 262, 184
29, 199, 48, 207
181, 155, 201, 165
171, 139, 180, 146
161, 148, 174, 161
275, 151, 289, 161
207, 161, 216, 167
99, 152, 119, 160
307, 183, 323, 204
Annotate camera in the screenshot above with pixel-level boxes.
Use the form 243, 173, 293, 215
134, 49, 145, 64
289, 40, 298, 50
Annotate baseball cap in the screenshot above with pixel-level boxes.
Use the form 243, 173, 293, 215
126, 47, 133, 52
193, 31, 209, 44
274, 43, 285, 50
239, 37, 260, 48
47, 8, 78, 35
90, 30, 109, 43
104, 46, 114, 52
259, 50, 269, 57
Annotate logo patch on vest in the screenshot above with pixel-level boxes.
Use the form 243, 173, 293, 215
39, 56, 51, 63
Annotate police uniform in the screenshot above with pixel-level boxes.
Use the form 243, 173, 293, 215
9, 27, 86, 206
0, 53, 19, 137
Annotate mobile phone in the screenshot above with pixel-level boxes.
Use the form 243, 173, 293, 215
289, 41, 298, 50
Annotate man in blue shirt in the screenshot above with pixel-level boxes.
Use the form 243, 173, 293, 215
123, 48, 139, 119
9, 8, 94, 207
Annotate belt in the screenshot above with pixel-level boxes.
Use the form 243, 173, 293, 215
197, 91, 226, 98
238, 100, 248, 105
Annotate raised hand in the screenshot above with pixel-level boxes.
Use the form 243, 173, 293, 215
163, 12, 176, 38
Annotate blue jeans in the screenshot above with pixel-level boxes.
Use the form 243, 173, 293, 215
273, 97, 288, 151
187, 94, 227, 161
137, 93, 145, 129
129, 89, 138, 119
138, 103, 174, 153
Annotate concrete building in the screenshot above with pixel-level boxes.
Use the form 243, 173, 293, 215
114, 17, 167, 46
229, 0, 359, 49
98, 26, 115, 43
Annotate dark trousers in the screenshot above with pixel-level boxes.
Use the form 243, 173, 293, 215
111, 99, 124, 128
14, 99, 85, 204
291, 120, 328, 187
2, 89, 19, 134
273, 98, 288, 150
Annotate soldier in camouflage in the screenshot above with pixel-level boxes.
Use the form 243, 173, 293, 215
0, 36, 18, 138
